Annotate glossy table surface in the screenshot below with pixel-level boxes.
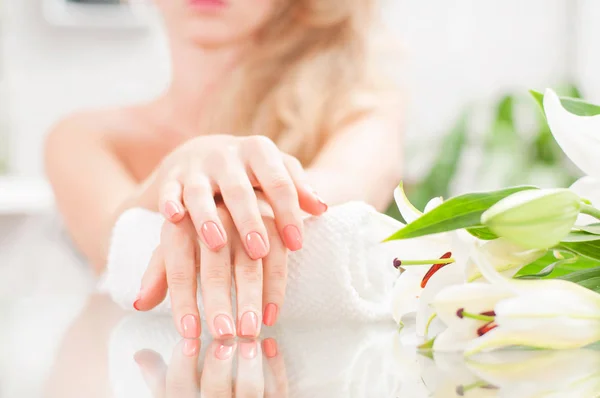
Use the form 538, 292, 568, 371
0, 215, 598, 397
1, 293, 599, 398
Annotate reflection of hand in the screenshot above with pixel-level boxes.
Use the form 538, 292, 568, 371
134, 338, 288, 397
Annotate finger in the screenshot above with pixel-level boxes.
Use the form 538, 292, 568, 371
134, 245, 168, 311
200, 340, 235, 397
182, 176, 228, 251
163, 218, 201, 339
217, 161, 270, 260
261, 220, 287, 328
166, 339, 201, 398
283, 154, 328, 215
235, 340, 264, 398
159, 179, 186, 223
262, 339, 289, 398
134, 349, 167, 398
233, 241, 263, 338
248, 150, 303, 252
200, 218, 236, 339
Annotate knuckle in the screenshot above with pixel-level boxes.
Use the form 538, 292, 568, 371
202, 266, 230, 289
267, 266, 287, 283
204, 150, 229, 169
202, 385, 230, 398
222, 183, 252, 202
183, 182, 209, 199
245, 135, 274, 150
237, 262, 263, 283
267, 175, 295, 195
285, 154, 303, 169
168, 269, 194, 288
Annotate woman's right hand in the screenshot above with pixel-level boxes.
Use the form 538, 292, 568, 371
147, 134, 327, 260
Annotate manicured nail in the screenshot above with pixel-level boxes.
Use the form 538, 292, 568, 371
239, 340, 257, 359
246, 232, 268, 259
133, 291, 142, 311
214, 314, 235, 338
263, 303, 279, 327
215, 342, 235, 360
283, 225, 302, 251
263, 338, 278, 358
164, 201, 182, 219
315, 194, 328, 211
239, 311, 259, 337
181, 314, 200, 339
183, 339, 199, 357
201, 222, 226, 250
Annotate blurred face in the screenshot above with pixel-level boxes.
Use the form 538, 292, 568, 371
156, 0, 279, 46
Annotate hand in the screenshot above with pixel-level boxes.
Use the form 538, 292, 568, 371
149, 134, 327, 260
135, 201, 288, 340
134, 338, 288, 397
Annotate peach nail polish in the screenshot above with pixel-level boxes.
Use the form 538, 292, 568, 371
283, 225, 302, 251
133, 292, 142, 311
263, 338, 278, 358
164, 201, 181, 219
214, 314, 235, 338
263, 303, 278, 327
181, 314, 200, 339
240, 340, 257, 359
315, 195, 328, 211
201, 222, 226, 250
246, 232, 268, 259
239, 311, 259, 337
215, 342, 235, 360
183, 339, 199, 357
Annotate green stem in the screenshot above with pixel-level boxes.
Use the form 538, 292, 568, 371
581, 204, 600, 220
398, 258, 456, 266
460, 310, 495, 322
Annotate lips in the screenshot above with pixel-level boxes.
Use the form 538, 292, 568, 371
188, 0, 227, 9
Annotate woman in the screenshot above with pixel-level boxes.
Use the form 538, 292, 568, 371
45, 0, 402, 343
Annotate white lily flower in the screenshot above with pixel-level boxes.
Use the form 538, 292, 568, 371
431, 247, 600, 355
543, 88, 600, 180
467, 349, 600, 398
570, 176, 600, 225
390, 185, 471, 335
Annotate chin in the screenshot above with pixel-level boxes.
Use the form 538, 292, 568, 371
183, 21, 254, 47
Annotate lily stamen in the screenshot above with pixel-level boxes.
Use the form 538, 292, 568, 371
420, 252, 453, 288
456, 308, 496, 322
477, 321, 498, 336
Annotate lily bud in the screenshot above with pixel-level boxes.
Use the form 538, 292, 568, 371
481, 189, 581, 249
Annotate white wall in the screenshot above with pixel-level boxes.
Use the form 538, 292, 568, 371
1, 0, 598, 179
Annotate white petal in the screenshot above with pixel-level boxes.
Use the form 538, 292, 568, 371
466, 239, 545, 282
432, 328, 475, 352
543, 88, 600, 180
391, 266, 428, 323
416, 264, 465, 335
432, 283, 512, 329
424, 196, 443, 213
394, 184, 422, 224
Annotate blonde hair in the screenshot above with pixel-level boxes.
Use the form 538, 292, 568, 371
205, 0, 395, 165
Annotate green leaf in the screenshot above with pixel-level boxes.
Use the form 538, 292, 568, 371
530, 90, 600, 117
561, 231, 600, 243
559, 241, 600, 262
577, 223, 600, 235
517, 252, 600, 278
515, 256, 576, 279
384, 186, 538, 241
558, 266, 600, 293
466, 226, 498, 240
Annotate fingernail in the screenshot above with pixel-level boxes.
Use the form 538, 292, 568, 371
263, 338, 278, 358
201, 222, 226, 250
181, 314, 200, 339
183, 339, 199, 357
215, 342, 235, 360
315, 194, 328, 211
239, 340, 257, 359
214, 314, 235, 338
246, 232, 268, 259
133, 291, 142, 311
283, 225, 303, 251
164, 201, 182, 219
239, 311, 259, 337
263, 303, 279, 327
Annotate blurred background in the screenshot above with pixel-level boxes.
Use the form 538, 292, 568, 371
1, 0, 600, 395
